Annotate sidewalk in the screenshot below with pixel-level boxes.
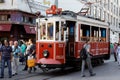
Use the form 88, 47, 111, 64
0, 64, 40, 80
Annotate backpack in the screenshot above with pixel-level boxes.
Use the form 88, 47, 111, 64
80, 47, 87, 60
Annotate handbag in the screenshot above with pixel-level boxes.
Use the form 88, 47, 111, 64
27, 55, 35, 67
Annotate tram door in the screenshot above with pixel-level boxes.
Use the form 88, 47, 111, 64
66, 21, 76, 58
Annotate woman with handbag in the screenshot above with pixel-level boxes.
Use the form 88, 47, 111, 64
27, 39, 37, 73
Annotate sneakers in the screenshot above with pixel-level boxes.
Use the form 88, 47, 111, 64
81, 75, 86, 77
9, 76, 12, 78
0, 76, 4, 78
12, 73, 18, 76
90, 73, 96, 76
34, 68, 37, 72
22, 69, 27, 71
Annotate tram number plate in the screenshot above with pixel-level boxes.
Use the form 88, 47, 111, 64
41, 64, 46, 68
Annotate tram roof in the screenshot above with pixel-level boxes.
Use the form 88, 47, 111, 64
77, 15, 109, 28
40, 15, 109, 28
40, 15, 77, 22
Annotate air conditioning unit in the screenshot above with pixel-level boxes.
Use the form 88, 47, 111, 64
0, 0, 4, 3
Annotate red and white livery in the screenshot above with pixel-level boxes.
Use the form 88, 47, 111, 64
36, 9, 110, 70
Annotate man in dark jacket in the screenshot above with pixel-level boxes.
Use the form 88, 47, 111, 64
0, 40, 12, 78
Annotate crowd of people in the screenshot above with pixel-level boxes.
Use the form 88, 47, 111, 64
0, 39, 36, 78
1, 38, 120, 78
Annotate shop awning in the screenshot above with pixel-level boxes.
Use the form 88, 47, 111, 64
0, 24, 11, 31
24, 25, 36, 34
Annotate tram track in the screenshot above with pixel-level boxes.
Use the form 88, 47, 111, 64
14, 67, 80, 80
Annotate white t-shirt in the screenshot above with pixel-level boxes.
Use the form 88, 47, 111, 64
117, 46, 120, 54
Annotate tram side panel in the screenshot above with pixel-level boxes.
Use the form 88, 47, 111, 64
90, 42, 110, 59
75, 42, 84, 59
74, 42, 110, 60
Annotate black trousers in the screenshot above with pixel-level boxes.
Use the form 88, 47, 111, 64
23, 55, 28, 70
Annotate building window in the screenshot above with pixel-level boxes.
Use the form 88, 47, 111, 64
113, 17, 115, 26
100, 9, 102, 20
114, 5, 115, 14
93, 6, 97, 18
25, 17, 28, 23
21, 16, 25, 22
111, 16, 112, 24
32, 18, 36, 24
117, 0, 119, 4
103, 11, 106, 20
108, 0, 110, 10
111, 3, 113, 13
0, 0, 4, 3
28, 17, 32, 24
116, 19, 118, 27
0, 15, 7, 21
7, 14, 11, 21
108, 13, 110, 22
98, 8, 101, 19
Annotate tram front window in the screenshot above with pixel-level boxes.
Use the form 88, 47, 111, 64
40, 23, 47, 40
40, 22, 54, 40
47, 23, 53, 40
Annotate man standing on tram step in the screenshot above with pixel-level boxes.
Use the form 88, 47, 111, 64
81, 39, 96, 77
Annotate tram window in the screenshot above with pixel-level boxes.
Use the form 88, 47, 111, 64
40, 23, 47, 40
70, 26, 74, 36
100, 28, 106, 42
47, 23, 53, 40
61, 22, 64, 41
80, 24, 90, 41
56, 22, 59, 40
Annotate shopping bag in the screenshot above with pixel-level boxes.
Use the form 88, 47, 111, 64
27, 56, 35, 67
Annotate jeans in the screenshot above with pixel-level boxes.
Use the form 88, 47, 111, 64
81, 56, 93, 76
1, 58, 12, 77
0, 60, 1, 68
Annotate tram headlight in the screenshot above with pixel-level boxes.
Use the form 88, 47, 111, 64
43, 50, 49, 58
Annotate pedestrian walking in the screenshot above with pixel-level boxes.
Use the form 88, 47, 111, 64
22, 40, 31, 71
0, 41, 2, 68
116, 43, 120, 66
110, 43, 114, 55
19, 40, 27, 64
0, 40, 12, 78
9, 40, 14, 47
0, 41, 2, 48
81, 39, 96, 77
12, 41, 21, 76
114, 43, 118, 62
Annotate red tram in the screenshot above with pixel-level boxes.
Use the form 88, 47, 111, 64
36, 10, 110, 70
